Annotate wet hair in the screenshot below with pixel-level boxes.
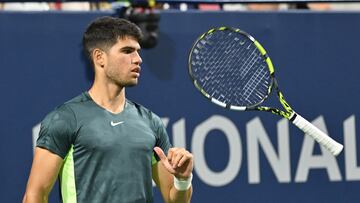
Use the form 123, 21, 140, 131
82, 16, 142, 64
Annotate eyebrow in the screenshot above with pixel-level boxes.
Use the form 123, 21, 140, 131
120, 46, 141, 52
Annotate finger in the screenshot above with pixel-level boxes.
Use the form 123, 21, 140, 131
171, 149, 186, 168
167, 148, 176, 161
172, 154, 183, 168
177, 153, 193, 167
154, 147, 176, 174
170, 148, 182, 164
153, 147, 167, 161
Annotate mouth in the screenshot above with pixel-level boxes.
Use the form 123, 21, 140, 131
131, 66, 141, 77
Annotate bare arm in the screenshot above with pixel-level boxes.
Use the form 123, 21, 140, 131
153, 147, 193, 203
23, 147, 63, 203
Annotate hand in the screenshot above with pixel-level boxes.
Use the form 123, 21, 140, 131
154, 147, 193, 179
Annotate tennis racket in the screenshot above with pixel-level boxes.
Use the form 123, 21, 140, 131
188, 27, 343, 156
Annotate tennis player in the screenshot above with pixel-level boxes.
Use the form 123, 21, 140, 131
23, 16, 193, 203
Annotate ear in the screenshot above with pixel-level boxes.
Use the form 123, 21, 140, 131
92, 48, 105, 68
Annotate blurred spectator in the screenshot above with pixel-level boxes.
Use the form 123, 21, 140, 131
162, 2, 197, 11
307, 3, 332, 10
1, 1, 359, 12
222, 3, 247, 11
60, 2, 91, 11
247, 3, 280, 11
329, 3, 360, 10
288, 2, 360, 11
288, 2, 331, 10
96, 2, 112, 11
223, 3, 288, 11
2, 2, 50, 11
198, 3, 221, 11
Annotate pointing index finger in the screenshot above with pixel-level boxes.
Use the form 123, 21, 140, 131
154, 147, 167, 161
154, 147, 176, 174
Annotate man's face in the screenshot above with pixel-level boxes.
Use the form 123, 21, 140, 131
104, 36, 142, 87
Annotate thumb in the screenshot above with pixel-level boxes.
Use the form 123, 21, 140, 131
154, 147, 175, 174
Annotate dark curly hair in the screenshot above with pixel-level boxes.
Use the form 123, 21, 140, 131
82, 16, 142, 65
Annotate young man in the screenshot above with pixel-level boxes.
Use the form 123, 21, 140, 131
23, 16, 193, 203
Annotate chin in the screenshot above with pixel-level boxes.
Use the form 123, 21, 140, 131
125, 81, 138, 87
126, 84, 137, 87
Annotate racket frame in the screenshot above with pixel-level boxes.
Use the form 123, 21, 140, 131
188, 27, 294, 120
188, 26, 343, 156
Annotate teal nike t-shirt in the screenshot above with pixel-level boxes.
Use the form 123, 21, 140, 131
37, 92, 172, 203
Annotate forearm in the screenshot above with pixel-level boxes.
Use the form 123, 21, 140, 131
22, 192, 48, 203
168, 174, 193, 203
169, 185, 193, 203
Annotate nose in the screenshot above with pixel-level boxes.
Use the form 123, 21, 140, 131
132, 52, 142, 65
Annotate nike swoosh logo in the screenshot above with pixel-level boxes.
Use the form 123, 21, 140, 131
110, 121, 124, 126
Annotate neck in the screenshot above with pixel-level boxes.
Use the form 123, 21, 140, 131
88, 82, 126, 114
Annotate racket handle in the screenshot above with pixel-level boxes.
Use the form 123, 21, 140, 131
292, 114, 343, 156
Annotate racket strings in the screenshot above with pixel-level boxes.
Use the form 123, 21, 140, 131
197, 35, 240, 101
239, 47, 257, 79
190, 29, 271, 107
242, 68, 269, 102
240, 45, 270, 102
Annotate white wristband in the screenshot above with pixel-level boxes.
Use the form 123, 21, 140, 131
174, 173, 193, 191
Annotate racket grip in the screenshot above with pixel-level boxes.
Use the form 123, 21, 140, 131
292, 114, 343, 156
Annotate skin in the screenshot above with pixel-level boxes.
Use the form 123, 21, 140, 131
23, 36, 193, 203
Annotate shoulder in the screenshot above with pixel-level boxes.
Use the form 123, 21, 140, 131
126, 99, 160, 119
126, 99, 164, 128
41, 105, 76, 135
41, 93, 89, 128
64, 92, 91, 105
37, 94, 88, 159
49, 92, 91, 118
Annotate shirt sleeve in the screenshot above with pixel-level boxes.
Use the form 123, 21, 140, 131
36, 105, 77, 159
152, 113, 172, 163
